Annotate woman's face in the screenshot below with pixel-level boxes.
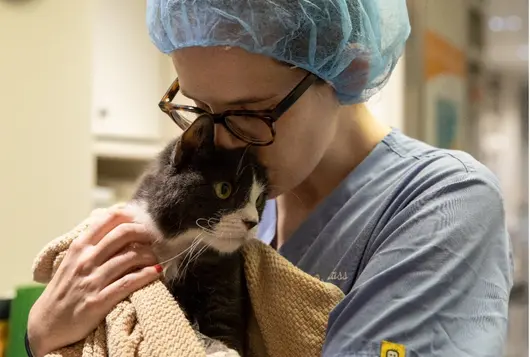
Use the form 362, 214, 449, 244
171, 46, 341, 198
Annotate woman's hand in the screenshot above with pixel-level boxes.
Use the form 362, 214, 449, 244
27, 208, 162, 357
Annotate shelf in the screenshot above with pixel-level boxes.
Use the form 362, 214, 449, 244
93, 139, 163, 161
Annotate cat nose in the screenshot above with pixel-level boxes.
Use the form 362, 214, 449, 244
242, 219, 258, 230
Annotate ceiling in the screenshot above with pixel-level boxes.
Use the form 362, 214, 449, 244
484, 0, 529, 74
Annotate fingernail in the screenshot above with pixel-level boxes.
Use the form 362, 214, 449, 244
154, 264, 163, 274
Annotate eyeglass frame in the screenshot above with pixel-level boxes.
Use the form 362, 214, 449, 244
158, 72, 318, 146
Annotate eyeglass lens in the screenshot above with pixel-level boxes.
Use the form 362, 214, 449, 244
171, 109, 273, 144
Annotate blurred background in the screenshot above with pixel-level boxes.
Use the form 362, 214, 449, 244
0, 0, 527, 356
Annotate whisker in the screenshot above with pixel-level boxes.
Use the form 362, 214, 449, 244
206, 217, 220, 229
157, 232, 203, 266
267, 184, 306, 206
196, 218, 216, 234
176, 238, 202, 282
179, 236, 211, 280
188, 242, 210, 267
161, 232, 205, 283
236, 165, 251, 180
236, 145, 251, 178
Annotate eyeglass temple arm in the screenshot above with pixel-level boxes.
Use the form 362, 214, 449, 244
161, 77, 180, 103
271, 73, 318, 118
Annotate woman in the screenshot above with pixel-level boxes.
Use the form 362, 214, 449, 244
27, 0, 512, 356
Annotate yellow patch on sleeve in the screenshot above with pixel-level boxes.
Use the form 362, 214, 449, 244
380, 340, 406, 357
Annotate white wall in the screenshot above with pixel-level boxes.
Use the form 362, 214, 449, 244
367, 57, 406, 130
478, 74, 527, 287
479, 75, 525, 230
0, 1, 94, 294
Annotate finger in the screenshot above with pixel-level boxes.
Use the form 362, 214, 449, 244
90, 203, 127, 218
98, 265, 162, 307
78, 209, 135, 246
92, 223, 157, 265
97, 246, 158, 286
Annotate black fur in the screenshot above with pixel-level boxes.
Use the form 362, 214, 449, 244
132, 116, 268, 354
170, 248, 248, 353
133, 116, 267, 239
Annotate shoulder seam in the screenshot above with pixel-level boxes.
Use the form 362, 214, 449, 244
382, 139, 477, 174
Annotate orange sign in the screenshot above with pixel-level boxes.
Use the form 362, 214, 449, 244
424, 30, 466, 80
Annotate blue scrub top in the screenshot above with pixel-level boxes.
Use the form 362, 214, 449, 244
257, 129, 513, 357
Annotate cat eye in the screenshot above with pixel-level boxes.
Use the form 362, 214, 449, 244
159, 72, 318, 146
214, 182, 232, 199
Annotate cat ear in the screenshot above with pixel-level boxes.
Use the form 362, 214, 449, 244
172, 114, 214, 167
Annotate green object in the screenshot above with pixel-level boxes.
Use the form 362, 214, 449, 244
435, 98, 459, 149
6, 285, 45, 357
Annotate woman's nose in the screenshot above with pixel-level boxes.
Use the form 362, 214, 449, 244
214, 124, 247, 149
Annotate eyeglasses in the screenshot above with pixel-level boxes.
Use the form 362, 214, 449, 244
158, 72, 318, 146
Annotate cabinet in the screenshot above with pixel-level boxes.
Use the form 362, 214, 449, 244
91, 0, 165, 141
91, 0, 174, 208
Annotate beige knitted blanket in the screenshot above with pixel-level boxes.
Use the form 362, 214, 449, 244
32, 209, 344, 357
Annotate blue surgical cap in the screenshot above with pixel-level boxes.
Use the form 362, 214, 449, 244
147, 0, 410, 104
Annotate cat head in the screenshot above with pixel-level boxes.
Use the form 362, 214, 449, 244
131, 115, 268, 261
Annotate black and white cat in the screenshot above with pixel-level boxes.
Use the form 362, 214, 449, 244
128, 115, 268, 356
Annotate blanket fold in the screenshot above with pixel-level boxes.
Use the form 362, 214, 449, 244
32, 209, 344, 357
